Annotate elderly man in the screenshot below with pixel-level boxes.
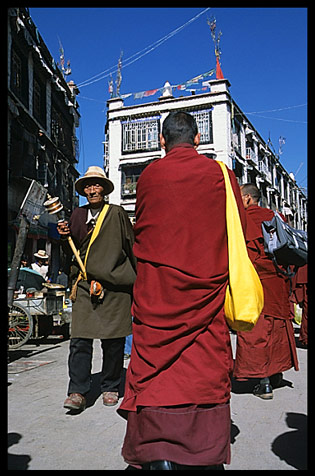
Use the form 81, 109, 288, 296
233, 183, 299, 399
58, 166, 136, 411
118, 112, 246, 470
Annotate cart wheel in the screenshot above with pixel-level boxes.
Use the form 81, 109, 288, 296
8, 303, 33, 350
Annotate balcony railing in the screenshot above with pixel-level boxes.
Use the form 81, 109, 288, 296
246, 147, 258, 165
258, 161, 272, 183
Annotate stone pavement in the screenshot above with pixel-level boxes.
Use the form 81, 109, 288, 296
8, 325, 307, 470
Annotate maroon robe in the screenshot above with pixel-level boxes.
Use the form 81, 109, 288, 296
118, 144, 245, 466
233, 205, 299, 379
119, 145, 245, 413
292, 264, 308, 346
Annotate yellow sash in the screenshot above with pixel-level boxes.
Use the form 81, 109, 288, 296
69, 204, 110, 301
82, 204, 110, 280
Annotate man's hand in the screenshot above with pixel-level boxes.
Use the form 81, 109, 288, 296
57, 220, 70, 236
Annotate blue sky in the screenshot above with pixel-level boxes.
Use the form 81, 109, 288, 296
29, 7, 307, 195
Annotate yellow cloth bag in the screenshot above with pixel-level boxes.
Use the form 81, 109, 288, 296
218, 161, 264, 331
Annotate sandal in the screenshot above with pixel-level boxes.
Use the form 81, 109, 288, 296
102, 391, 119, 406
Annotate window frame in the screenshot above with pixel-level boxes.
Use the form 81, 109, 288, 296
33, 75, 46, 128
189, 108, 213, 144
121, 116, 161, 154
10, 43, 29, 108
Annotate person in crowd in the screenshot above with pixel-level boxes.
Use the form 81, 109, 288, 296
56, 268, 68, 289
291, 264, 308, 347
124, 331, 132, 360
31, 250, 49, 280
118, 111, 245, 470
20, 256, 28, 268
57, 166, 136, 411
233, 183, 299, 399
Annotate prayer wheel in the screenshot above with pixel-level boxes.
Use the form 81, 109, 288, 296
43, 195, 86, 277
43, 196, 64, 215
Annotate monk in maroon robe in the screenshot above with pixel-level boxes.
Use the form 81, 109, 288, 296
118, 111, 246, 470
291, 264, 308, 346
233, 183, 299, 399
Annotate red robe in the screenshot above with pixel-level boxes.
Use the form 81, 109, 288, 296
118, 144, 246, 416
233, 205, 299, 379
292, 264, 308, 346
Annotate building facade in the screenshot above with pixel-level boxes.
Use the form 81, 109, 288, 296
104, 79, 307, 230
8, 8, 80, 278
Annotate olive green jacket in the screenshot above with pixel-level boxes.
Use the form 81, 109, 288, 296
66, 203, 136, 339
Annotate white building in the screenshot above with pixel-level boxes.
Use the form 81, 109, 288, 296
104, 78, 307, 230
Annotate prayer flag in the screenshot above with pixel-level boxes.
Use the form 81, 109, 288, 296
134, 91, 145, 99
58, 37, 65, 70
203, 69, 215, 78
190, 73, 203, 82
144, 89, 159, 97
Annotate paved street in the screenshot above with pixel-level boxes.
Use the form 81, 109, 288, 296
8, 325, 307, 470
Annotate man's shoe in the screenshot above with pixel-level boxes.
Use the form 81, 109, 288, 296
142, 461, 225, 470
253, 382, 273, 400
64, 393, 86, 411
102, 391, 119, 406
142, 460, 177, 470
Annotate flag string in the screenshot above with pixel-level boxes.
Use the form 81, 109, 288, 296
77, 8, 210, 89
117, 68, 215, 100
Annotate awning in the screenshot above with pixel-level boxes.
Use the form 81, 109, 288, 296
119, 156, 159, 170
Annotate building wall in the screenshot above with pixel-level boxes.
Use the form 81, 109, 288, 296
8, 8, 80, 275
105, 79, 307, 231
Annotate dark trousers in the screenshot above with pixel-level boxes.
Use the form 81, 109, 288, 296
67, 337, 125, 396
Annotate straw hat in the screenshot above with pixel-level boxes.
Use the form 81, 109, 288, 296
75, 166, 114, 197
34, 249, 49, 260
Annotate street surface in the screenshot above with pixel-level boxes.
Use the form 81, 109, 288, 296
8, 325, 307, 470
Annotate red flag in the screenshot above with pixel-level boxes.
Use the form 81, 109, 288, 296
216, 56, 224, 79
144, 89, 159, 97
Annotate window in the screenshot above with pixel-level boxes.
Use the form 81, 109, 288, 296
33, 76, 46, 128
275, 171, 281, 190
283, 179, 288, 200
10, 44, 29, 107
11, 50, 22, 94
51, 104, 74, 159
122, 117, 160, 153
190, 109, 213, 144
37, 159, 48, 187
245, 139, 257, 164
51, 106, 61, 144
121, 164, 149, 197
232, 117, 242, 154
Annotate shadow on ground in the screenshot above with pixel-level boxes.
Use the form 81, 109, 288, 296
8, 433, 31, 470
231, 376, 294, 395
271, 412, 307, 470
